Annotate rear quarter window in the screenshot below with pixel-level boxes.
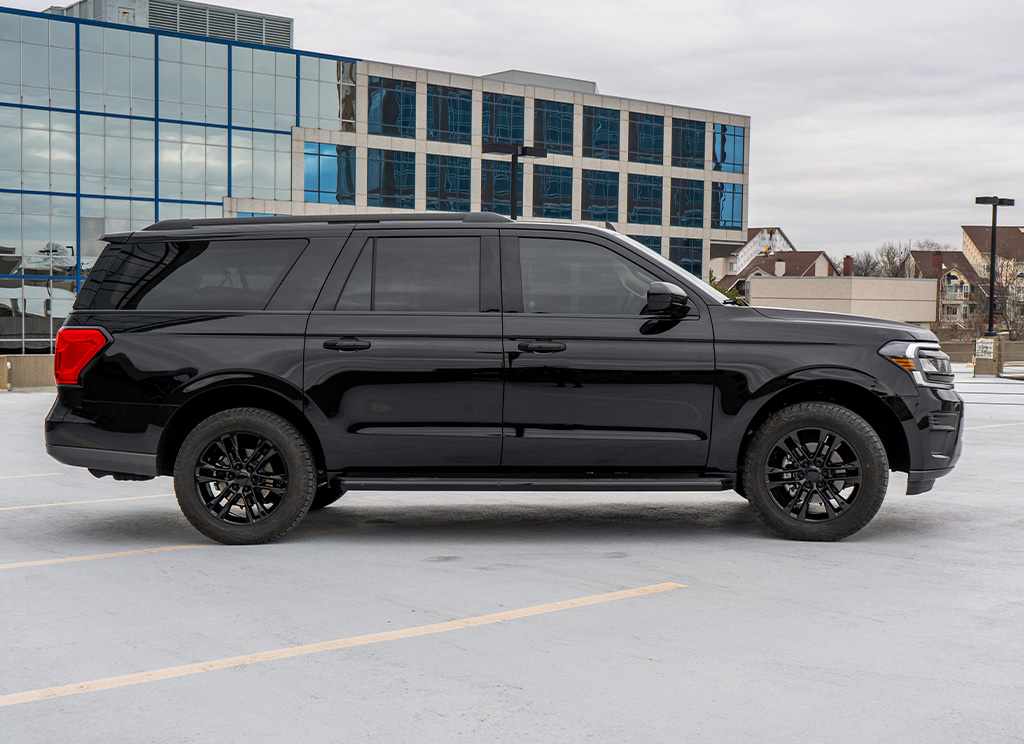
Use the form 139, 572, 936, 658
74, 239, 307, 311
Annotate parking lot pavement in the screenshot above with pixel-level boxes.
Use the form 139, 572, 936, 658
1, 367, 1023, 743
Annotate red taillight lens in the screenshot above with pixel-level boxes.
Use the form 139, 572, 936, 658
54, 328, 109, 385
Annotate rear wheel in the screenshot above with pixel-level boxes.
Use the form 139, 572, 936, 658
741, 402, 888, 541
173, 408, 316, 545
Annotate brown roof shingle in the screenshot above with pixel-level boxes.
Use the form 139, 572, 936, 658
962, 226, 1024, 263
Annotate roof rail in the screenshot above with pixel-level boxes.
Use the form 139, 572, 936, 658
141, 211, 512, 231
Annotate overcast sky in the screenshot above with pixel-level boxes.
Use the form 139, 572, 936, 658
16, 0, 1024, 257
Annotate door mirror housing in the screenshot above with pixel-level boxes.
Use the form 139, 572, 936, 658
645, 281, 689, 317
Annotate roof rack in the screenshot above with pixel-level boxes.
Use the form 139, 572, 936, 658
142, 211, 512, 231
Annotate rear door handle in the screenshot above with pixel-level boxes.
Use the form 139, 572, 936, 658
517, 341, 566, 353
324, 338, 371, 352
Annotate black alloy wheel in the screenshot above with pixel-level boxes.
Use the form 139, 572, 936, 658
742, 402, 888, 541
174, 408, 316, 544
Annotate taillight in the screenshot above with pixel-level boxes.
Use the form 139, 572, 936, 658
54, 328, 110, 385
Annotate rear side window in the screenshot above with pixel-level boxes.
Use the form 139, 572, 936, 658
76, 239, 307, 311
335, 237, 480, 312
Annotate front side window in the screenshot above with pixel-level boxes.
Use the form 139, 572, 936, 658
367, 76, 416, 138
518, 237, 656, 316
335, 238, 480, 313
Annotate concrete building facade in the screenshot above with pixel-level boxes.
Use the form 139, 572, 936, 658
0, 0, 751, 353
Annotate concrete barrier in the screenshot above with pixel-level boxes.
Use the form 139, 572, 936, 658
0, 356, 8, 390
1, 355, 55, 389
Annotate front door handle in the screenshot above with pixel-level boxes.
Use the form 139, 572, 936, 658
324, 338, 371, 352
517, 341, 566, 353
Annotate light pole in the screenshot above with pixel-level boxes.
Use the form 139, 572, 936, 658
481, 143, 547, 220
975, 196, 1015, 336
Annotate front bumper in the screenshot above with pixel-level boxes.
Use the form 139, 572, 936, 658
902, 386, 964, 494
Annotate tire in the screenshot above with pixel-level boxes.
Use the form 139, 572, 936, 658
173, 408, 316, 545
741, 402, 888, 541
309, 485, 346, 511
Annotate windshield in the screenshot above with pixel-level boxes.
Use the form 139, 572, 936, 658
603, 230, 730, 304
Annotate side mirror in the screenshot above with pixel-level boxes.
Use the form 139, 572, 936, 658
646, 281, 689, 317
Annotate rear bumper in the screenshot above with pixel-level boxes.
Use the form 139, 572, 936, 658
46, 444, 158, 477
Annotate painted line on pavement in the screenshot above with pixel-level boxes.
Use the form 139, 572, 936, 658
0, 494, 172, 512
964, 421, 1024, 430
0, 582, 685, 707
0, 544, 207, 571
0, 472, 61, 480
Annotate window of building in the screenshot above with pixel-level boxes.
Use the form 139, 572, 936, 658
628, 112, 663, 164
427, 85, 472, 144
367, 76, 416, 138
534, 100, 573, 155
158, 36, 234, 126
230, 45, 296, 131
426, 154, 471, 212
482, 93, 524, 145
233, 130, 291, 201
299, 56, 356, 132
672, 119, 705, 169
713, 124, 745, 173
75, 27, 155, 118
77, 114, 154, 199
518, 238, 656, 315
0, 15, 76, 110
581, 169, 618, 223
481, 159, 523, 216
627, 173, 662, 225
582, 106, 619, 160
367, 148, 415, 209
0, 193, 76, 276
336, 238, 480, 313
0, 106, 77, 194
303, 142, 355, 205
670, 178, 703, 228
157, 122, 228, 202
669, 237, 702, 276
711, 182, 743, 230
628, 235, 661, 253
532, 165, 573, 220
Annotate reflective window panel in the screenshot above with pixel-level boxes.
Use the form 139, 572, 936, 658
533, 99, 573, 155
79, 196, 155, 274
0, 277, 77, 354
532, 164, 572, 220
0, 193, 76, 276
78, 27, 154, 117
582, 106, 618, 160
670, 178, 703, 228
303, 142, 355, 205
711, 182, 743, 230
157, 122, 228, 201
0, 14, 77, 110
628, 234, 662, 253
627, 173, 662, 225
367, 76, 416, 139
482, 93, 524, 146
581, 169, 618, 223
669, 237, 703, 276
426, 85, 471, 144
713, 124, 745, 173
229, 45, 296, 130
628, 112, 664, 165
366, 148, 415, 209
672, 119, 705, 170
233, 130, 291, 201
480, 159, 523, 217
0, 106, 77, 193
425, 154, 471, 212
79, 114, 155, 198
299, 55, 356, 131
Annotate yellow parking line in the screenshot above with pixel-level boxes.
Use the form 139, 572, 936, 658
0, 472, 61, 480
0, 494, 172, 512
964, 421, 1024, 431
0, 582, 685, 707
0, 544, 207, 571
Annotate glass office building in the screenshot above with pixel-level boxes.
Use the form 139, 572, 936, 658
0, 0, 749, 354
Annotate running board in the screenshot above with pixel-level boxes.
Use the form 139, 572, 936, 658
331, 476, 733, 492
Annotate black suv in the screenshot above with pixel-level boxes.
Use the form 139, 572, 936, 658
45, 213, 963, 544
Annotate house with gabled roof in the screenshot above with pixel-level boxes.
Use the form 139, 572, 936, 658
709, 227, 797, 282
718, 250, 842, 299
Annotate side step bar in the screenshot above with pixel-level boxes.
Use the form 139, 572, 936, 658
331, 476, 734, 492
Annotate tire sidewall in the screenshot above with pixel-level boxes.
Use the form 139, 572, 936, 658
174, 408, 315, 545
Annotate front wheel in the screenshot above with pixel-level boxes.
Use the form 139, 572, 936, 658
173, 408, 316, 545
741, 402, 888, 541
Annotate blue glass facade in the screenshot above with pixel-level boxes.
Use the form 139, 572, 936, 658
367, 148, 415, 209
627, 173, 662, 225
532, 164, 572, 220
303, 142, 355, 204
367, 76, 416, 138
713, 124, 745, 173
426, 154, 471, 212
581, 169, 618, 222
670, 237, 702, 275
482, 92, 524, 145
628, 235, 661, 253
672, 118, 704, 169
582, 106, 618, 159
533, 99, 573, 155
480, 159, 523, 217
670, 178, 703, 228
426, 85, 471, 144
628, 112, 663, 165
711, 182, 744, 230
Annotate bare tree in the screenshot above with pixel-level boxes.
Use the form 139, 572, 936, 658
850, 250, 880, 276
913, 238, 954, 253
876, 241, 912, 278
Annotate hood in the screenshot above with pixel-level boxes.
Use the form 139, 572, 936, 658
751, 306, 937, 342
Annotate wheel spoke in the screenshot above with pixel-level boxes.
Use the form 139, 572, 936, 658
248, 442, 278, 473
766, 464, 802, 483
213, 484, 243, 518
195, 465, 229, 484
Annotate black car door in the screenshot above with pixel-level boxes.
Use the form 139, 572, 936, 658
499, 230, 715, 471
304, 227, 504, 471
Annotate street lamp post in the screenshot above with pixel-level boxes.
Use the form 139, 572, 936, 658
480, 143, 547, 220
975, 196, 1015, 336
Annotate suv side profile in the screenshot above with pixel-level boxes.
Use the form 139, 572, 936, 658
45, 213, 963, 544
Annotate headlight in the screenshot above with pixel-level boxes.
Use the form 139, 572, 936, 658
878, 341, 955, 389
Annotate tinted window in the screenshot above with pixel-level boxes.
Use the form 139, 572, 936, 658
78, 239, 306, 310
519, 238, 656, 315
335, 237, 480, 313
